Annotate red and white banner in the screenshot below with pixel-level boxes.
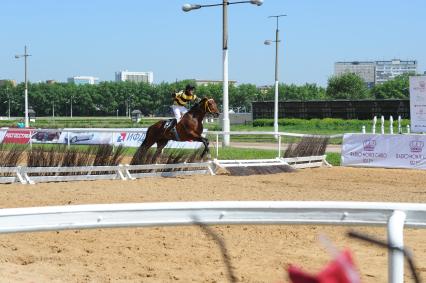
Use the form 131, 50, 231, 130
2, 129, 32, 144
342, 133, 426, 169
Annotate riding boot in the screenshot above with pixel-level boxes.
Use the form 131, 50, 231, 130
166, 119, 180, 141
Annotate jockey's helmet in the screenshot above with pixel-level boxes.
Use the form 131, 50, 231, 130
185, 84, 196, 92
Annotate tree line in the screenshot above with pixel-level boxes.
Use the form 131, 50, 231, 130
0, 73, 412, 117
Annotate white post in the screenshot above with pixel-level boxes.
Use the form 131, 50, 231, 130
398, 116, 402, 134
29, 129, 33, 149
389, 116, 394, 134
277, 135, 281, 158
274, 81, 279, 137
381, 115, 385, 134
216, 133, 219, 158
387, 210, 406, 283
407, 125, 411, 134
361, 125, 366, 134
67, 132, 70, 148
372, 116, 377, 134
222, 1, 230, 147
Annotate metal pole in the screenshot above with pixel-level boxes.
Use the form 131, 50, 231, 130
52, 101, 55, 118
387, 210, 406, 283
273, 18, 279, 135
70, 97, 73, 118
222, 0, 230, 146
7, 87, 11, 119
24, 46, 29, 128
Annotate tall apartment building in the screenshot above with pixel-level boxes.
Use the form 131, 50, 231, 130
335, 59, 417, 86
334, 61, 376, 88
67, 76, 99, 85
115, 70, 153, 84
375, 59, 417, 84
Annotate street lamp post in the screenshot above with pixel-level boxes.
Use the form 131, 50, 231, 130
15, 45, 31, 128
182, 0, 263, 146
5, 86, 11, 119
264, 14, 286, 135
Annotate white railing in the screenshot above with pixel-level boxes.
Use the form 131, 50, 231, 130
1, 162, 214, 185
207, 131, 342, 158
0, 201, 424, 283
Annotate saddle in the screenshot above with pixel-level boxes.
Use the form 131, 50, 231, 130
164, 118, 180, 141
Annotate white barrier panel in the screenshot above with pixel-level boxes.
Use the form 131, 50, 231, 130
342, 133, 426, 169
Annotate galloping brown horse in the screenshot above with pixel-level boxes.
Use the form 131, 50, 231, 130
133, 97, 220, 164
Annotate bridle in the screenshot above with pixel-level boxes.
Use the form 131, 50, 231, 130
203, 99, 214, 113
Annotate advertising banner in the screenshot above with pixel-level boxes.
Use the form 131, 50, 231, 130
342, 133, 426, 169
0, 127, 203, 149
31, 130, 62, 144
409, 75, 426, 132
2, 129, 32, 144
0, 129, 7, 143
113, 130, 202, 149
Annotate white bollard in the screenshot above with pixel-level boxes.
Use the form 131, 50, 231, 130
407, 125, 411, 134
361, 125, 366, 134
387, 210, 406, 283
398, 116, 402, 134
372, 116, 377, 134
381, 116, 385, 134
389, 116, 394, 134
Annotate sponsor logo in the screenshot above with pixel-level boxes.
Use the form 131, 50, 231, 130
409, 140, 424, 153
117, 132, 127, 142
363, 139, 376, 151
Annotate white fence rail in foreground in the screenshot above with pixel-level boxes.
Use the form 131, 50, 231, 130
0, 201, 424, 283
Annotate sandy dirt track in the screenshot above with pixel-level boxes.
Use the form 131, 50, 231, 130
0, 167, 425, 282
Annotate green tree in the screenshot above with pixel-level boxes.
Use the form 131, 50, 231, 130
370, 73, 411, 99
326, 73, 370, 99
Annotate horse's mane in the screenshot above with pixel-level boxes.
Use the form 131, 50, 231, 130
188, 98, 208, 112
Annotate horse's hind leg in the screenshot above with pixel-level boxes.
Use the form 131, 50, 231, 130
151, 140, 168, 164
131, 128, 157, 165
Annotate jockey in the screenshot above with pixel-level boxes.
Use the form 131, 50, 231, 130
172, 84, 197, 121
165, 84, 198, 135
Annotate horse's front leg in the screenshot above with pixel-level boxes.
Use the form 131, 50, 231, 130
197, 137, 210, 159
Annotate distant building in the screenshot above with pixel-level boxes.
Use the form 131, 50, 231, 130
46, 80, 56, 84
257, 85, 271, 95
194, 79, 237, 86
67, 76, 99, 85
115, 70, 153, 84
334, 59, 418, 87
375, 59, 417, 84
334, 61, 376, 88
0, 80, 17, 87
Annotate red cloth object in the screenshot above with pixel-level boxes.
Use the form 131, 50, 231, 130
288, 250, 360, 283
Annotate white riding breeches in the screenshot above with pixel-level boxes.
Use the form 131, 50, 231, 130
172, 105, 188, 121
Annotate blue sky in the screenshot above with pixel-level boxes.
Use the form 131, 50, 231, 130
1, 0, 425, 86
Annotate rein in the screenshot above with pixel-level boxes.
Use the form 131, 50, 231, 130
203, 99, 213, 113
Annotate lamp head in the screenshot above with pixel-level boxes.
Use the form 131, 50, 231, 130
264, 40, 272, 45
250, 0, 263, 6
182, 3, 201, 12
14, 55, 20, 59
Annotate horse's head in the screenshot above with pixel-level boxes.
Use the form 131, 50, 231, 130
200, 98, 220, 118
